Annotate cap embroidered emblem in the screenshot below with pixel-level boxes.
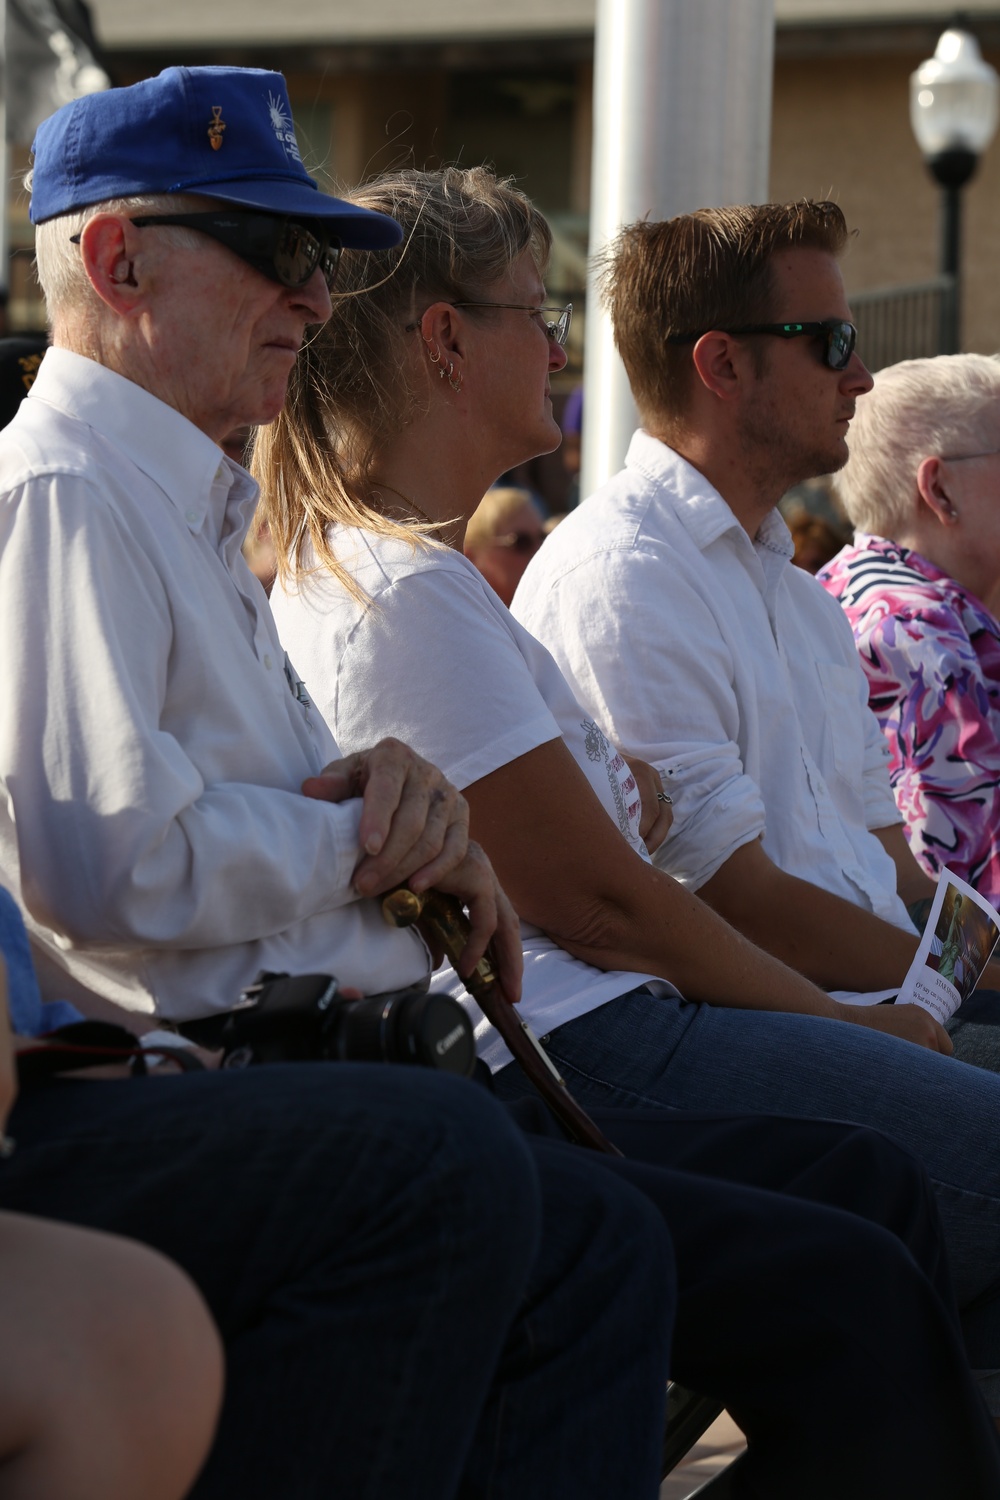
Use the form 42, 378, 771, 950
207, 105, 226, 150
266, 91, 302, 164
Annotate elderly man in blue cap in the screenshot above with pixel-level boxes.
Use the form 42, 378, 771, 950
0, 66, 683, 1500
4, 66, 1000, 1500
6, 63, 521, 1018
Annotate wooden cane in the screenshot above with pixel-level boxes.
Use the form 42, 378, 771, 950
383, 888, 729, 1476
381, 886, 622, 1156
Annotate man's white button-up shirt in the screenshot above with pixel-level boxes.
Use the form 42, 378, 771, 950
0, 348, 426, 1020
513, 429, 913, 931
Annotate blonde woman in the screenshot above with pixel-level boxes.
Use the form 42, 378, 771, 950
260, 171, 1000, 1433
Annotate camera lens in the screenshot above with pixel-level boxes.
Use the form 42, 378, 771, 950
331, 989, 475, 1076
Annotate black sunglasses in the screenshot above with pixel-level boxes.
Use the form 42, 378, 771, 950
667, 319, 858, 372
72, 210, 342, 291
495, 529, 545, 554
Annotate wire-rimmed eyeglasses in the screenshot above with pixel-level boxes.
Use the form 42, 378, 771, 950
405, 302, 573, 347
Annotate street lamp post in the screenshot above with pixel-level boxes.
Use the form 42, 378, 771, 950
910, 27, 999, 353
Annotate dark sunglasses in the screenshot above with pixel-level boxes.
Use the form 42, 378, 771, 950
73, 211, 342, 291
667, 319, 858, 371
495, 530, 545, 554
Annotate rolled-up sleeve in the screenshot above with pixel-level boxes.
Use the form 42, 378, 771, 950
531, 546, 765, 890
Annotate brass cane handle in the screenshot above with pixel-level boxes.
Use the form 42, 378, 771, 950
381, 885, 621, 1156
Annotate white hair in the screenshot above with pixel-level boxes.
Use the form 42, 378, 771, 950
835, 353, 1000, 536
28, 177, 207, 325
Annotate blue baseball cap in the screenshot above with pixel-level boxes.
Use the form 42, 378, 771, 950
29, 65, 402, 250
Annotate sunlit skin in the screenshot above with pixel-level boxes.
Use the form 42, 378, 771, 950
734, 249, 874, 501
895, 438, 1000, 615
663, 247, 874, 539
463, 252, 568, 489
370, 248, 567, 539
70, 204, 332, 442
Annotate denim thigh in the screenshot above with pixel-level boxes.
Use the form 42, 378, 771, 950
494, 988, 1000, 1320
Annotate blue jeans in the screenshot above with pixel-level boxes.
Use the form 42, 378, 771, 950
494, 987, 1000, 1383
0, 1066, 673, 1500
597, 1115, 1000, 1496
5, 1067, 1000, 1497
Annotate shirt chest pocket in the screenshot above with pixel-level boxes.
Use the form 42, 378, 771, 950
812, 660, 867, 790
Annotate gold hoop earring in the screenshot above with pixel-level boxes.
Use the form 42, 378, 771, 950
447, 362, 463, 394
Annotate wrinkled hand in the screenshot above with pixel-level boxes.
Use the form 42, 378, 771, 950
843, 1000, 953, 1055
623, 755, 673, 857
303, 738, 470, 898
430, 843, 524, 1003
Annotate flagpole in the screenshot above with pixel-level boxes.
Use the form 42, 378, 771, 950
581, 0, 776, 498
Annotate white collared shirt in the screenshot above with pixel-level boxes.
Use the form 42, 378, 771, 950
513, 429, 913, 931
0, 348, 427, 1020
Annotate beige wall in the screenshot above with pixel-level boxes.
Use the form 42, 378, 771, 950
770, 46, 1000, 352
15, 28, 1000, 354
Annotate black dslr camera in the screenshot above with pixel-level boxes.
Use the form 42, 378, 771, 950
180, 971, 476, 1077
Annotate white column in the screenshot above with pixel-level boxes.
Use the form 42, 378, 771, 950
581, 0, 775, 499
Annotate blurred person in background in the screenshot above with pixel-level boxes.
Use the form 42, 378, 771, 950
0, 335, 48, 428
464, 485, 546, 604
786, 507, 847, 575
559, 382, 583, 507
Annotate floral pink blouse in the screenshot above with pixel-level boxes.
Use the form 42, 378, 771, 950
820, 534, 1000, 903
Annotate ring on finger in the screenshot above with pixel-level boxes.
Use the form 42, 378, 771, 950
656, 791, 673, 805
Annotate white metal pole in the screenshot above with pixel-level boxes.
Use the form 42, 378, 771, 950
581, 0, 775, 499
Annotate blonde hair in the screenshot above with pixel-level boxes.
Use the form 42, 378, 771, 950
254, 165, 552, 595
465, 487, 542, 553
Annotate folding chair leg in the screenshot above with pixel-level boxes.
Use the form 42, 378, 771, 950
661, 1385, 725, 1476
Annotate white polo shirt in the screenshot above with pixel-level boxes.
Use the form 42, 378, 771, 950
512, 429, 913, 931
0, 348, 427, 1021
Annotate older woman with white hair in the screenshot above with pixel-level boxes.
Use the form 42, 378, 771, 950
820, 353, 1000, 904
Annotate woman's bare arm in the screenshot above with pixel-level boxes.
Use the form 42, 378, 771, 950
464, 737, 951, 1053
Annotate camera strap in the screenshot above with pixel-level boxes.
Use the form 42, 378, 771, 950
16, 1020, 205, 1085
